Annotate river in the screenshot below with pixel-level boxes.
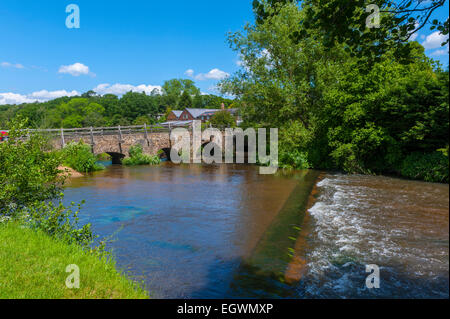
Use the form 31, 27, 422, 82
64, 163, 449, 299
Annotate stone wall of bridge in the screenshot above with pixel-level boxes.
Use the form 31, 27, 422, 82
50, 129, 227, 163
52, 132, 171, 158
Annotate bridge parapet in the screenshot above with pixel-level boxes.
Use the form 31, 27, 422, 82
40, 125, 174, 160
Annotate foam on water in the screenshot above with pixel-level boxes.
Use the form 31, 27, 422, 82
298, 174, 449, 298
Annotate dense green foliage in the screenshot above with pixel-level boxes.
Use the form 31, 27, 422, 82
0, 119, 62, 212
178, 90, 193, 109
0, 120, 96, 248
60, 142, 105, 173
210, 110, 236, 129
0, 222, 148, 299
122, 145, 161, 166
222, 2, 449, 183
253, 0, 449, 64
401, 151, 449, 183
0, 79, 233, 129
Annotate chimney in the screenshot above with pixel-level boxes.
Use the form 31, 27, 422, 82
221, 103, 225, 110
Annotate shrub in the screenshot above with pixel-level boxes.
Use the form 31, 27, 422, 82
122, 145, 161, 166
0, 119, 99, 252
17, 199, 96, 250
61, 141, 105, 173
0, 118, 63, 213
279, 149, 310, 169
400, 152, 449, 183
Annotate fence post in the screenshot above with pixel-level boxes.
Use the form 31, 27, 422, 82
90, 127, 95, 153
144, 123, 150, 146
118, 125, 123, 141
168, 123, 172, 148
118, 125, 123, 154
61, 128, 65, 148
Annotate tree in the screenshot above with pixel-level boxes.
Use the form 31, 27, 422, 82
221, 3, 329, 129
223, 0, 449, 181
120, 92, 157, 122
321, 44, 449, 174
210, 110, 236, 129
253, 0, 449, 64
162, 79, 200, 97
177, 91, 193, 109
193, 94, 204, 108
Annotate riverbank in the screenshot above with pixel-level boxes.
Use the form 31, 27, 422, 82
58, 166, 84, 178
0, 222, 148, 299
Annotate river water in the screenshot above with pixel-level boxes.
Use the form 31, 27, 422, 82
64, 164, 449, 299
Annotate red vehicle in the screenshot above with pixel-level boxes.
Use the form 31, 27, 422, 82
0, 131, 8, 142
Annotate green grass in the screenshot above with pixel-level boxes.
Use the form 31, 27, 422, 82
0, 222, 148, 299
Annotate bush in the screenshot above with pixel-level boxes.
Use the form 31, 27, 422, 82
279, 149, 310, 169
122, 145, 161, 166
400, 152, 449, 183
0, 118, 63, 213
17, 199, 96, 250
0, 120, 99, 251
61, 141, 105, 173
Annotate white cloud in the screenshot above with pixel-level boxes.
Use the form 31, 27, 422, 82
1, 62, 25, 69
430, 49, 447, 56
184, 69, 195, 77
0, 83, 165, 105
29, 90, 79, 100
58, 62, 92, 76
422, 31, 449, 50
0, 89, 80, 105
186, 68, 230, 81
93, 83, 162, 95
0, 93, 35, 105
430, 44, 449, 56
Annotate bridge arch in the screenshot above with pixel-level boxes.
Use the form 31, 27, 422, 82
106, 152, 126, 164
158, 148, 172, 161
201, 141, 222, 158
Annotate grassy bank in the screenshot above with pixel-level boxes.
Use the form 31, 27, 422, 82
0, 222, 148, 299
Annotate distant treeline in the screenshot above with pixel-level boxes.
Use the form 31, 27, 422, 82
0, 79, 235, 129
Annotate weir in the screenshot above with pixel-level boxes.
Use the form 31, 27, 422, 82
229, 170, 320, 297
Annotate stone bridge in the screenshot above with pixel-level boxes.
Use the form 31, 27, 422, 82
46, 125, 174, 164
42, 124, 225, 164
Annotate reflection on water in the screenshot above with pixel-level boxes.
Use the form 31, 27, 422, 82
65, 163, 307, 298
64, 165, 449, 299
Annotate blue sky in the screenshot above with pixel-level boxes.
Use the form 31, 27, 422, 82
0, 0, 448, 104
